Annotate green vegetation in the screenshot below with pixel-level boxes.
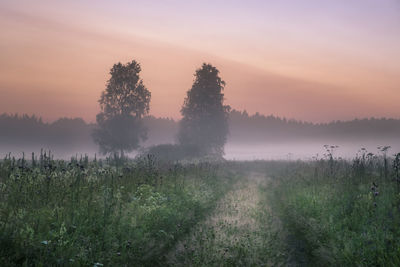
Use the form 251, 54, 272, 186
2, 148, 400, 266
0, 152, 238, 266
265, 148, 400, 266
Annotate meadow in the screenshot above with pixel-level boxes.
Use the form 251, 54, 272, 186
263, 147, 400, 266
1, 148, 400, 266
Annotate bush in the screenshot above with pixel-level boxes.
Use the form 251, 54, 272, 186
140, 144, 202, 162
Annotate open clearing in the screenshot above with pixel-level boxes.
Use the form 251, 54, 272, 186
168, 172, 288, 266
4, 157, 398, 266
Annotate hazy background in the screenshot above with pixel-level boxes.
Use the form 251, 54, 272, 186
1, 112, 399, 160
1, 1, 399, 160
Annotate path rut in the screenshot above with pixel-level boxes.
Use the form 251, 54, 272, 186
167, 172, 287, 266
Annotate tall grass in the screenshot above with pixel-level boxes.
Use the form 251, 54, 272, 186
266, 148, 400, 266
3, 149, 400, 266
0, 152, 238, 266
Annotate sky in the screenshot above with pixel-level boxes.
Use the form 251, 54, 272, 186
0, 0, 399, 122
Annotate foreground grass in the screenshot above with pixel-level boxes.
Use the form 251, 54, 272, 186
265, 154, 400, 266
0, 154, 238, 266
3, 151, 400, 266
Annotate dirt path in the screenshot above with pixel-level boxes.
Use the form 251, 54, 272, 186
167, 172, 287, 266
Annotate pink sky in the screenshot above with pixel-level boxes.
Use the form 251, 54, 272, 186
0, 0, 399, 122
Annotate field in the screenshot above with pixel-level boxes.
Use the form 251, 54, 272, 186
1, 150, 400, 266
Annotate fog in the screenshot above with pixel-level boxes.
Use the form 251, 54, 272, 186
2, 141, 400, 162
225, 141, 400, 161
1, 113, 399, 160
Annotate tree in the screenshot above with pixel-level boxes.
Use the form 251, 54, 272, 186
178, 63, 230, 156
93, 60, 151, 156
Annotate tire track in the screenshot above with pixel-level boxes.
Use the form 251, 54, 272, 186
167, 172, 286, 266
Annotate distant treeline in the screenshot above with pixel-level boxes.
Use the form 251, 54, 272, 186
0, 114, 177, 156
0, 114, 93, 151
229, 110, 400, 143
0, 111, 399, 155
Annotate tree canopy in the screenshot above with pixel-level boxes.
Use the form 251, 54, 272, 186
178, 63, 230, 156
93, 60, 151, 156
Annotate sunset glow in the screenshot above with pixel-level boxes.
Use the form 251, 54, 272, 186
1, 0, 399, 122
